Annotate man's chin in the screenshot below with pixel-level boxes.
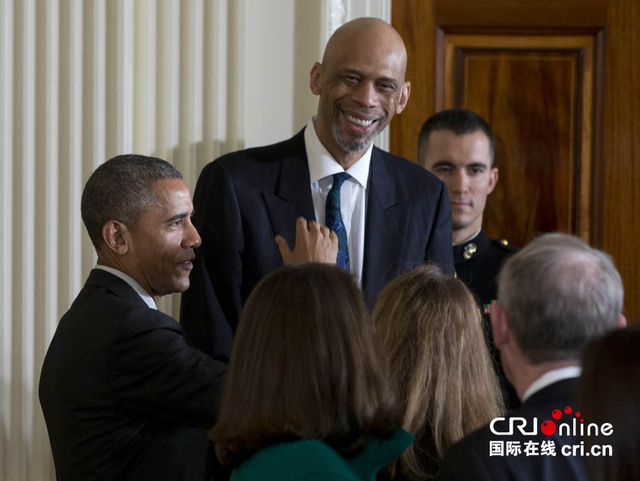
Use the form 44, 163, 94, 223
333, 127, 378, 153
169, 278, 191, 295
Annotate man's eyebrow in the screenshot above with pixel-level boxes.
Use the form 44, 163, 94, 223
431, 160, 489, 169
339, 69, 399, 85
432, 160, 455, 168
164, 212, 188, 224
466, 161, 489, 169
375, 76, 399, 85
339, 68, 364, 76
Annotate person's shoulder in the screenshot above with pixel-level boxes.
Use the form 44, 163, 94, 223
200, 130, 306, 175
80, 277, 181, 337
491, 236, 520, 255
233, 440, 356, 481
65, 276, 155, 325
374, 147, 432, 174
373, 147, 444, 190
115, 303, 182, 338
472, 235, 518, 266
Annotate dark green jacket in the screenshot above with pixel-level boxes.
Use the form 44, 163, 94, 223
231, 429, 414, 481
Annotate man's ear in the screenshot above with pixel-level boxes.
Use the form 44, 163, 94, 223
395, 81, 411, 114
487, 167, 499, 194
310, 62, 323, 95
101, 221, 129, 256
491, 302, 512, 350
617, 314, 628, 328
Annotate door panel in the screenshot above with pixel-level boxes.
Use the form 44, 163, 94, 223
441, 34, 600, 246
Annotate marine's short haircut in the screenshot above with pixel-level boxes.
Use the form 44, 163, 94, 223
81, 154, 182, 249
417, 109, 495, 165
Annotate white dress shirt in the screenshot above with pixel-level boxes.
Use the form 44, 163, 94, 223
95, 264, 157, 309
304, 118, 372, 285
522, 366, 582, 402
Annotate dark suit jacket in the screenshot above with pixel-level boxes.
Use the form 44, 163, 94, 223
39, 269, 227, 481
180, 129, 454, 360
440, 378, 586, 481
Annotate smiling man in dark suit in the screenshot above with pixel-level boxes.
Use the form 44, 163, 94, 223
440, 233, 626, 481
39, 155, 229, 481
181, 17, 454, 361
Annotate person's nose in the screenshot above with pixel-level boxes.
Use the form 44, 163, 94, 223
353, 80, 378, 108
450, 170, 469, 193
182, 218, 202, 249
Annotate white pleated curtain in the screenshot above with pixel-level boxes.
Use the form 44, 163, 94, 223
0, 0, 390, 479
1, 1, 236, 478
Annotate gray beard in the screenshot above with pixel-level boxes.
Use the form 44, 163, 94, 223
332, 122, 380, 153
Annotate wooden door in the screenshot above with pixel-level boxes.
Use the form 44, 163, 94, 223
391, 0, 640, 320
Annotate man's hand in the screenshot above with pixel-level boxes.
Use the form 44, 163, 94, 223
275, 217, 338, 265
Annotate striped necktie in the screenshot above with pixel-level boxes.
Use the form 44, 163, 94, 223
325, 172, 350, 271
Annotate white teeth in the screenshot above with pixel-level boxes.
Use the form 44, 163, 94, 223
346, 114, 373, 127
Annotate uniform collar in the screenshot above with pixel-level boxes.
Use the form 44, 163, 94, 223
452, 229, 491, 264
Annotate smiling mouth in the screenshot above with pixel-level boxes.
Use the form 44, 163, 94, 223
345, 113, 375, 127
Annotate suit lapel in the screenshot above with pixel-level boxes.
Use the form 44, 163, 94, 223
362, 148, 409, 306
261, 131, 315, 248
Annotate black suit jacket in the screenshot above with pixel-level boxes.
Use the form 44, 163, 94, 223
181, 129, 454, 360
39, 269, 227, 481
440, 378, 586, 481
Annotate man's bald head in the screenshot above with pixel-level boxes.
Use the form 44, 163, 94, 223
322, 18, 408, 82
310, 17, 411, 168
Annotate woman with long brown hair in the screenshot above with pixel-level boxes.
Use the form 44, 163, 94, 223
212, 263, 412, 480
373, 264, 504, 480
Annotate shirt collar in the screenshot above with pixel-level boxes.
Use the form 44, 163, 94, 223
522, 365, 582, 402
95, 265, 157, 310
304, 117, 372, 188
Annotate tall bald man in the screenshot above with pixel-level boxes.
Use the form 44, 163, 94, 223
182, 17, 454, 360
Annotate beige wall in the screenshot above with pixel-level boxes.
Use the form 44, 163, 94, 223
0, 0, 390, 479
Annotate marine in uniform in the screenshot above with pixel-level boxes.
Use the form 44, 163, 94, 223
454, 228, 520, 410
418, 108, 522, 410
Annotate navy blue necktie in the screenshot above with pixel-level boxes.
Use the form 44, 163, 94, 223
325, 173, 350, 271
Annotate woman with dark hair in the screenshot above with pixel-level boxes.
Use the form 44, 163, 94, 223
373, 265, 504, 480
578, 324, 640, 481
212, 263, 412, 480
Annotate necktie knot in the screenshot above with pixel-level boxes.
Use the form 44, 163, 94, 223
332, 172, 350, 188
